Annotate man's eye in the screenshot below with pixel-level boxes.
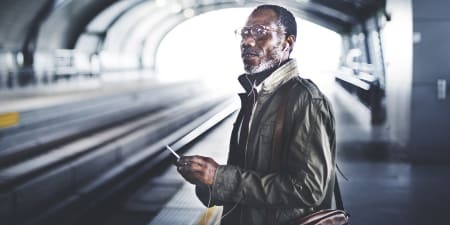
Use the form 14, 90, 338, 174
242, 29, 251, 35
254, 27, 265, 35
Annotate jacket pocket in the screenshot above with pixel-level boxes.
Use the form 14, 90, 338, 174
259, 122, 275, 143
251, 122, 275, 171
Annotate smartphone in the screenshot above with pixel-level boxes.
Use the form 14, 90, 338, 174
165, 145, 180, 160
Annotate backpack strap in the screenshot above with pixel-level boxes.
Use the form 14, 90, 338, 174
334, 175, 345, 210
270, 85, 290, 172
267, 82, 291, 225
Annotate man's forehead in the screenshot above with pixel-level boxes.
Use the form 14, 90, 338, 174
245, 9, 278, 27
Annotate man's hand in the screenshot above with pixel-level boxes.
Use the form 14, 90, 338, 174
176, 155, 218, 186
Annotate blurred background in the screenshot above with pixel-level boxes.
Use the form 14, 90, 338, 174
0, 0, 449, 225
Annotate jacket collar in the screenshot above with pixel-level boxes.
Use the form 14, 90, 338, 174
238, 59, 299, 95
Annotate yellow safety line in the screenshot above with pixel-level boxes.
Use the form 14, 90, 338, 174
0, 112, 20, 128
197, 206, 218, 225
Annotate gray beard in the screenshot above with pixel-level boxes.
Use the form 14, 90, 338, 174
245, 49, 283, 74
246, 60, 277, 74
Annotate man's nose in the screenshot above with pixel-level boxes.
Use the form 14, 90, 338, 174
241, 36, 256, 48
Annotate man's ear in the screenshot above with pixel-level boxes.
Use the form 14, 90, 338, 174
286, 35, 296, 52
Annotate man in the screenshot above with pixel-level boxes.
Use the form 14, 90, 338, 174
177, 4, 336, 225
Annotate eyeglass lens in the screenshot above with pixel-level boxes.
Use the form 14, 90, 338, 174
236, 25, 268, 40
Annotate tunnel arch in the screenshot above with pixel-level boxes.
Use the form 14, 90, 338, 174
96, 0, 359, 71
0, 0, 386, 85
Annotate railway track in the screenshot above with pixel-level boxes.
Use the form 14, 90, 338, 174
0, 82, 238, 225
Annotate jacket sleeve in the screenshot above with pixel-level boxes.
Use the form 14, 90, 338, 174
195, 184, 224, 207
210, 98, 335, 208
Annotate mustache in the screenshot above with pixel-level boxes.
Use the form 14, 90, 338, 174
241, 48, 261, 57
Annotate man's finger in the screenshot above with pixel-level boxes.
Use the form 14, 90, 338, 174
187, 162, 204, 172
185, 156, 207, 165
177, 156, 190, 166
178, 161, 204, 173
177, 156, 195, 167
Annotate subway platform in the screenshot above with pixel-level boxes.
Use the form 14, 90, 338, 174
1, 80, 449, 225
100, 83, 450, 225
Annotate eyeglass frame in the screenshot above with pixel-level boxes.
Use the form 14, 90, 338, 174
234, 24, 287, 40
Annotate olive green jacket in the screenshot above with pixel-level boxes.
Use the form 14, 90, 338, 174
196, 60, 336, 225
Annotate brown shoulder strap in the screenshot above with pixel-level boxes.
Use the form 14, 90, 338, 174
270, 85, 290, 171
334, 175, 345, 210
267, 83, 291, 224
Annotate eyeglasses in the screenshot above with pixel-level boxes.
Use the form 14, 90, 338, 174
234, 24, 285, 40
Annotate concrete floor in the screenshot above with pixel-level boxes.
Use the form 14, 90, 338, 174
339, 157, 450, 225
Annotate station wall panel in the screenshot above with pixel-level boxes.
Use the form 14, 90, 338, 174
411, 0, 450, 162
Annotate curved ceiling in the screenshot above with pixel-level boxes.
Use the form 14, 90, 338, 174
80, 0, 385, 69
35, 0, 118, 51
0, 0, 385, 50
0, 0, 52, 50
0, 0, 386, 71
